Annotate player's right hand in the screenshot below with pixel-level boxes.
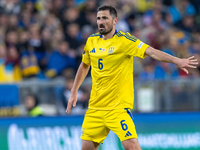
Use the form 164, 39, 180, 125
66, 94, 77, 114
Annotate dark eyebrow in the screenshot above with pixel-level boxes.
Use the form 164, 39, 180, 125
97, 16, 109, 20
102, 16, 108, 19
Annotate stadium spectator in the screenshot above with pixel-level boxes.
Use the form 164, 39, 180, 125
41, 28, 52, 52
84, 9, 98, 32
0, 0, 199, 81
43, 13, 60, 33
51, 28, 65, 50
51, 0, 63, 17
18, 10, 36, 29
5, 30, 18, 47
139, 62, 155, 81
61, 7, 82, 32
65, 23, 82, 50
36, 0, 53, 19
0, 0, 21, 15
28, 24, 46, 72
164, 13, 174, 28
79, 0, 98, 22
81, 25, 93, 43
115, 10, 130, 32
0, 13, 7, 32
24, 94, 44, 117
169, 0, 196, 24
7, 14, 19, 31
17, 29, 29, 53
5, 46, 22, 82
22, 0, 37, 15
175, 15, 196, 33
45, 41, 76, 78
20, 47, 40, 78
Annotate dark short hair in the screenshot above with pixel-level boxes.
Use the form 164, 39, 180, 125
97, 5, 117, 18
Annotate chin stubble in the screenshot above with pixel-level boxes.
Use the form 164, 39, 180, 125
99, 26, 113, 35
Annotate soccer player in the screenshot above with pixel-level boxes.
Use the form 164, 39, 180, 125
66, 5, 198, 150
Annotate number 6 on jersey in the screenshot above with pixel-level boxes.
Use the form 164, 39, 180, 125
98, 59, 103, 70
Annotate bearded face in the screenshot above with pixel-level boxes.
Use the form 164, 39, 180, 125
98, 22, 113, 35
97, 10, 117, 35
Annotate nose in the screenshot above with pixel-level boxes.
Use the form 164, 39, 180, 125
97, 18, 104, 24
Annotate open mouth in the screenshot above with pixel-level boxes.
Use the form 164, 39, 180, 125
99, 24, 105, 29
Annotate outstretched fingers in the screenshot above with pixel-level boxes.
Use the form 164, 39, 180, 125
189, 59, 198, 62
188, 56, 195, 60
188, 60, 198, 68
189, 61, 198, 65
186, 56, 198, 68
187, 64, 197, 68
189, 60, 198, 65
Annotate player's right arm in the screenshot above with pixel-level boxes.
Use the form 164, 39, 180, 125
66, 62, 90, 114
66, 36, 91, 114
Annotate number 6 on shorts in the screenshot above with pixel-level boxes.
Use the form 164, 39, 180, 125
120, 120, 128, 131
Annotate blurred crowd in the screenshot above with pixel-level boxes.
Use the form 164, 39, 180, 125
0, 0, 200, 83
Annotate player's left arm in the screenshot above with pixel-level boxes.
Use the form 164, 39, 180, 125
145, 46, 198, 74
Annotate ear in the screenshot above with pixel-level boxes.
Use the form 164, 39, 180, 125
113, 17, 118, 25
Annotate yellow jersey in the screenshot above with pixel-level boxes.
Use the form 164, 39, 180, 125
82, 31, 149, 110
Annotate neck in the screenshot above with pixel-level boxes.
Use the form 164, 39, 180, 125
102, 28, 116, 40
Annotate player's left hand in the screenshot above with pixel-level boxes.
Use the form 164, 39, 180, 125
176, 56, 198, 74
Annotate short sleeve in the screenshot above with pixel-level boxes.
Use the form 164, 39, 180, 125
82, 38, 91, 65
124, 33, 149, 59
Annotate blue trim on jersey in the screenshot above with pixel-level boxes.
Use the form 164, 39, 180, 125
125, 108, 134, 120
124, 33, 137, 41
124, 33, 137, 40
116, 32, 122, 37
113, 30, 118, 36
123, 35, 137, 42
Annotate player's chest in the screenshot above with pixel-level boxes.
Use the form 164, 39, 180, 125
88, 40, 125, 69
